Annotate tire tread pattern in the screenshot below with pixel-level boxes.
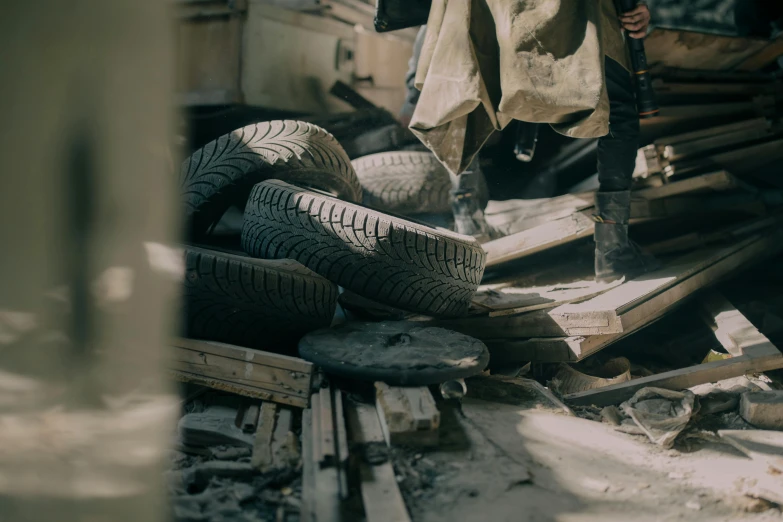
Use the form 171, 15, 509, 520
181, 120, 362, 237
352, 151, 488, 215
183, 246, 338, 348
241, 180, 486, 317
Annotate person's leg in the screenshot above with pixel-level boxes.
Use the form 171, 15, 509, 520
594, 56, 656, 282
451, 158, 491, 241
399, 25, 427, 127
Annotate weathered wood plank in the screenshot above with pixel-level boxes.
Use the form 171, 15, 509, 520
346, 401, 412, 522
549, 230, 783, 336
172, 338, 313, 373
252, 402, 277, 470
483, 171, 746, 266
170, 370, 309, 408
301, 408, 342, 522
170, 349, 310, 397
564, 292, 783, 406
375, 383, 439, 447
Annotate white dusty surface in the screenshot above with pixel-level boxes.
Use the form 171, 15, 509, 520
406, 398, 782, 522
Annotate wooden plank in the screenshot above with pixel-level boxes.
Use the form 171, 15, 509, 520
252, 402, 277, 469
651, 79, 776, 97
483, 178, 754, 267
477, 277, 622, 316
565, 349, 783, 407
653, 118, 769, 147
660, 127, 775, 163
170, 370, 309, 408
645, 28, 770, 71
549, 231, 783, 336
175, 5, 243, 105
346, 401, 412, 522
427, 308, 566, 340
735, 33, 783, 71
301, 408, 342, 522
664, 138, 783, 180
252, 403, 296, 471
172, 338, 313, 373
564, 292, 783, 407
634, 170, 738, 200
170, 349, 310, 397
375, 383, 439, 447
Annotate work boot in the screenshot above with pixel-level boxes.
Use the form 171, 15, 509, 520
451, 161, 491, 242
594, 190, 659, 283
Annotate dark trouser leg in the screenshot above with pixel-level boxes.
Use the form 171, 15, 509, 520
451, 157, 491, 241
594, 57, 657, 282
399, 25, 427, 126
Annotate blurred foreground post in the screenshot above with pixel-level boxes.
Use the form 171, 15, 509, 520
0, 1, 178, 521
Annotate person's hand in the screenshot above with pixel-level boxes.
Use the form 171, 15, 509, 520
620, 3, 650, 39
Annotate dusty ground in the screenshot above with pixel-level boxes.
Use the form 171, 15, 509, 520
394, 380, 782, 522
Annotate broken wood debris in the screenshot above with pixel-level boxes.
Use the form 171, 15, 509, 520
169, 338, 314, 408
375, 383, 440, 447
346, 401, 412, 522
564, 291, 783, 406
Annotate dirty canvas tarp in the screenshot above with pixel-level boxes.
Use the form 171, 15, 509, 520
410, 0, 630, 175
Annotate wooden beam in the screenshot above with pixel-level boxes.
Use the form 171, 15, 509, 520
169, 338, 313, 406
170, 371, 309, 408
735, 33, 783, 71
345, 402, 412, 522
375, 383, 440, 447
653, 118, 769, 147
660, 127, 775, 163
564, 291, 783, 407
301, 408, 342, 522
252, 402, 277, 470
483, 177, 759, 267
549, 230, 783, 336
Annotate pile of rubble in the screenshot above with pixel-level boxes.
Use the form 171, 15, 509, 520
167, 28, 783, 522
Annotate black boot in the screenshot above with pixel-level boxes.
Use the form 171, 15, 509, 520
594, 191, 659, 283
451, 164, 491, 242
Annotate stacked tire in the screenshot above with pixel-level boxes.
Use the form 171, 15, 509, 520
178, 120, 487, 351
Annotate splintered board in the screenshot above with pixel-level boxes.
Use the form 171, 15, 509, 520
549, 228, 783, 336
169, 337, 313, 408
564, 291, 783, 407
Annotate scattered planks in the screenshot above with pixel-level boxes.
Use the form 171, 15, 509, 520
169, 338, 314, 408
252, 402, 297, 471
345, 401, 412, 522
375, 383, 440, 447
564, 290, 783, 406
301, 384, 351, 522
549, 228, 783, 336
483, 170, 745, 267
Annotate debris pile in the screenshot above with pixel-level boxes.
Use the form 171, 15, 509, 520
169, 11, 783, 520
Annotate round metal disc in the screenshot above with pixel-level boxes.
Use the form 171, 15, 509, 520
298, 321, 489, 386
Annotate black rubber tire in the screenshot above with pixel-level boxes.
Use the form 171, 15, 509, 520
241, 180, 486, 317
183, 245, 338, 348
352, 151, 489, 215
180, 120, 362, 239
